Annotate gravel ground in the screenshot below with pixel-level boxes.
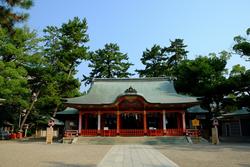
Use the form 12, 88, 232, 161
1, 141, 250, 167
0, 142, 111, 167
155, 144, 250, 167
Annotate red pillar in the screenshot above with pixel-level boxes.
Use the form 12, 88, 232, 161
144, 110, 147, 135
78, 111, 82, 135
85, 113, 88, 129
117, 111, 120, 134
182, 112, 186, 133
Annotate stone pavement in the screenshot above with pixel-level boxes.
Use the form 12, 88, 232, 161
98, 145, 179, 167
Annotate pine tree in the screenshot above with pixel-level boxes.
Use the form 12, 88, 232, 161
0, 0, 33, 32
136, 39, 188, 77
83, 43, 133, 85
136, 44, 168, 77
42, 17, 89, 116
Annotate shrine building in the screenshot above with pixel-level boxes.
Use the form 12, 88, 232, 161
57, 78, 202, 136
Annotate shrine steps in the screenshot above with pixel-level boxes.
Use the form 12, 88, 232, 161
75, 136, 189, 145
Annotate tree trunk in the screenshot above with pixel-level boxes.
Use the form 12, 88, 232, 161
19, 90, 40, 131
52, 106, 58, 118
67, 64, 74, 80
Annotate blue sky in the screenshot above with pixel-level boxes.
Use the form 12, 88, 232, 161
28, 0, 250, 91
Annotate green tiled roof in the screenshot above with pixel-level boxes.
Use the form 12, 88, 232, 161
65, 78, 199, 105
187, 105, 208, 113
54, 118, 64, 125
56, 107, 79, 115
222, 107, 250, 116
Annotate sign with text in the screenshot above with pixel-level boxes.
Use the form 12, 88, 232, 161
192, 119, 200, 127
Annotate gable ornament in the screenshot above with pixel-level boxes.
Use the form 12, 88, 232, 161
124, 86, 137, 94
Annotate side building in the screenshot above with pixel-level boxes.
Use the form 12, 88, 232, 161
57, 78, 206, 136
219, 107, 250, 138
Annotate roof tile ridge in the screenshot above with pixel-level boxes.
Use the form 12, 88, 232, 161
93, 77, 174, 82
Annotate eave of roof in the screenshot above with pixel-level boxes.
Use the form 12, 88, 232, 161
187, 105, 209, 113
56, 107, 79, 115
222, 107, 250, 117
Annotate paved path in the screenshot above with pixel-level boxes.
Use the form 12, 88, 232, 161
98, 145, 179, 167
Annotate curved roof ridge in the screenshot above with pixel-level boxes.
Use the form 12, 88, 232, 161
64, 77, 198, 105
93, 77, 174, 82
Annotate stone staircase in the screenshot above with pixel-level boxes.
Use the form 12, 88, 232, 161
76, 136, 189, 145
188, 136, 209, 144
62, 136, 78, 144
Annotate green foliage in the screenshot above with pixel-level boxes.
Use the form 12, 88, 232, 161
175, 53, 229, 96
164, 39, 188, 68
136, 44, 168, 77
0, 3, 89, 130
136, 39, 188, 77
233, 28, 250, 60
0, 26, 43, 130
230, 64, 246, 77
41, 17, 89, 115
231, 27, 250, 108
174, 52, 232, 113
83, 43, 133, 85
0, 27, 40, 107
227, 69, 250, 108
43, 17, 89, 75
0, 27, 40, 62
0, 61, 29, 108
0, 0, 33, 32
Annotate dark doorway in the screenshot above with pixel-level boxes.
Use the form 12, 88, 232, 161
102, 114, 116, 129
88, 114, 97, 129
121, 113, 143, 129
147, 113, 161, 129
165, 113, 178, 128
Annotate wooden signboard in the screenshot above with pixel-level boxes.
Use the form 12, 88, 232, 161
46, 127, 53, 144
192, 119, 200, 127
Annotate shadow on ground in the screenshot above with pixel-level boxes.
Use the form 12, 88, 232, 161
43, 161, 95, 167
154, 143, 250, 153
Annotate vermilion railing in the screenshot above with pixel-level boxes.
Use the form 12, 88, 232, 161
165, 128, 183, 136
101, 130, 117, 136
148, 129, 164, 136
119, 129, 144, 136
64, 130, 78, 137
81, 129, 98, 136
186, 129, 200, 137
79, 128, 185, 136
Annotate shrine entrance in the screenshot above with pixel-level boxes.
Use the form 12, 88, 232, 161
121, 113, 143, 129
60, 78, 199, 137
68, 95, 187, 136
